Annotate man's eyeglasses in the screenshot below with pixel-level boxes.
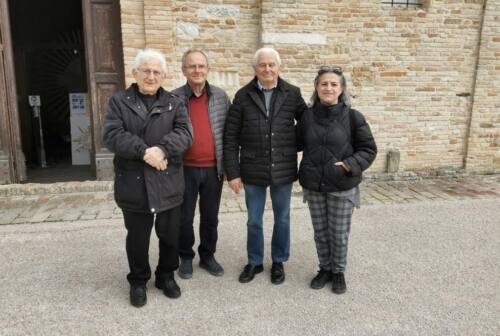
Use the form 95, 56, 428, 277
318, 66, 343, 74
184, 64, 207, 71
138, 68, 164, 78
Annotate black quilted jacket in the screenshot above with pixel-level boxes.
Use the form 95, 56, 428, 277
224, 77, 307, 186
297, 102, 377, 192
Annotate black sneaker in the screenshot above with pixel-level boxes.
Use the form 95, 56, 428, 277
130, 285, 147, 307
199, 256, 224, 276
310, 269, 333, 289
178, 258, 193, 279
155, 272, 181, 299
331, 272, 347, 294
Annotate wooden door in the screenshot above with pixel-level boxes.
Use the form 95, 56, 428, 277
82, 0, 124, 180
0, 0, 26, 183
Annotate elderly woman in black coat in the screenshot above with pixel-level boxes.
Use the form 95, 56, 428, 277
102, 49, 192, 307
297, 66, 377, 294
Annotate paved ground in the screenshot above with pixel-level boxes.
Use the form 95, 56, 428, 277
1, 174, 499, 225
0, 175, 499, 335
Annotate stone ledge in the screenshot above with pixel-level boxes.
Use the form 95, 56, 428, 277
1, 172, 498, 197
0, 181, 114, 197
363, 168, 474, 182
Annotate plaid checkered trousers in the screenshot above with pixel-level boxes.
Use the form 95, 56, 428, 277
304, 189, 355, 273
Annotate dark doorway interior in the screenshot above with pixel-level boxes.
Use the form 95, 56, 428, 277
8, 0, 93, 183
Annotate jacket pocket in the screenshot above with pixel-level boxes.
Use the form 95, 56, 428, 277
324, 164, 347, 185
149, 166, 184, 207
114, 170, 148, 210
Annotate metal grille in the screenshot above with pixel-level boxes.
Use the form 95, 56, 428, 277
382, 0, 423, 8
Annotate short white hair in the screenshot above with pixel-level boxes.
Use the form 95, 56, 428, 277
252, 47, 281, 67
133, 49, 167, 73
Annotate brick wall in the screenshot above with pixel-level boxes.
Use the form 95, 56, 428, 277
465, 0, 500, 173
120, 0, 500, 175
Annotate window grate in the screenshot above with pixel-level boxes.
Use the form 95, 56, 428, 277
382, 0, 423, 8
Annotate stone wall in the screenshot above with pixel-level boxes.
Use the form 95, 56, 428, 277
466, 0, 500, 173
120, 0, 500, 175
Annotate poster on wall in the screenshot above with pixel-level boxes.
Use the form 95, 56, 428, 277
69, 93, 91, 165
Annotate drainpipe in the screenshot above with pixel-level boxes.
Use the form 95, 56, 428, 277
463, 0, 487, 170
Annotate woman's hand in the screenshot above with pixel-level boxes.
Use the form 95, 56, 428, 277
334, 161, 351, 173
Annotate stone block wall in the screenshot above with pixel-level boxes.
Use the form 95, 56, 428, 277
120, 0, 499, 175
466, 0, 500, 173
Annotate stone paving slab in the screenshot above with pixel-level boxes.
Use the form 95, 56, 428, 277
0, 174, 499, 225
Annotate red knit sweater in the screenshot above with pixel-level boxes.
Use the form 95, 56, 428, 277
184, 90, 216, 167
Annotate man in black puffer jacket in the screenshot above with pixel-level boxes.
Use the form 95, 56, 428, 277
224, 47, 307, 285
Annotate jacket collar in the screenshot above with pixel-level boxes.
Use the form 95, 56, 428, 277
248, 77, 289, 118
123, 84, 170, 120
180, 81, 212, 99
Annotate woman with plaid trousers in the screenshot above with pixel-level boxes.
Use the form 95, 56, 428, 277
297, 66, 377, 294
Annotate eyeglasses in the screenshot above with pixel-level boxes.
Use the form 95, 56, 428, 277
318, 66, 343, 75
138, 68, 164, 78
183, 64, 207, 71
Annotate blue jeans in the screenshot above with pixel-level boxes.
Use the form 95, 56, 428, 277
243, 183, 293, 266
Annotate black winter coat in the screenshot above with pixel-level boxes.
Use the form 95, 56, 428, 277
297, 102, 377, 192
224, 77, 307, 186
102, 84, 193, 213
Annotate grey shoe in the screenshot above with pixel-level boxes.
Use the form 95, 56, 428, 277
199, 256, 224, 276
178, 258, 193, 279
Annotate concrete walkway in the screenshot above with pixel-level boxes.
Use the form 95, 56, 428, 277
0, 175, 499, 335
1, 174, 499, 224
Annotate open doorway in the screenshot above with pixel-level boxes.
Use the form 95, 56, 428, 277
8, 0, 93, 183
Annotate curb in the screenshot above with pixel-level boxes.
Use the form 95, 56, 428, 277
0, 181, 114, 197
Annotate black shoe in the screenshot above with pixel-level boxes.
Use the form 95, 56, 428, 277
178, 258, 193, 279
310, 269, 333, 289
199, 256, 224, 276
130, 285, 147, 307
238, 264, 263, 283
271, 262, 285, 285
155, 273, 181, 299
332, 272, 347, 294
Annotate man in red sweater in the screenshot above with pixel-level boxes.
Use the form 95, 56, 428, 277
172, 50, 230, 279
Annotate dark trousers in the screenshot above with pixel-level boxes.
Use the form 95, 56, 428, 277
123, 206, 181, 286
180, 166, 223, 260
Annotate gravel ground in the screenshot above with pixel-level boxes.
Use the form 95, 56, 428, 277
0, 198, 499, 336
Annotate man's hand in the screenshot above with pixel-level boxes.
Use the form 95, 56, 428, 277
228, 177, 243, 194
144, 146, 168, 171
